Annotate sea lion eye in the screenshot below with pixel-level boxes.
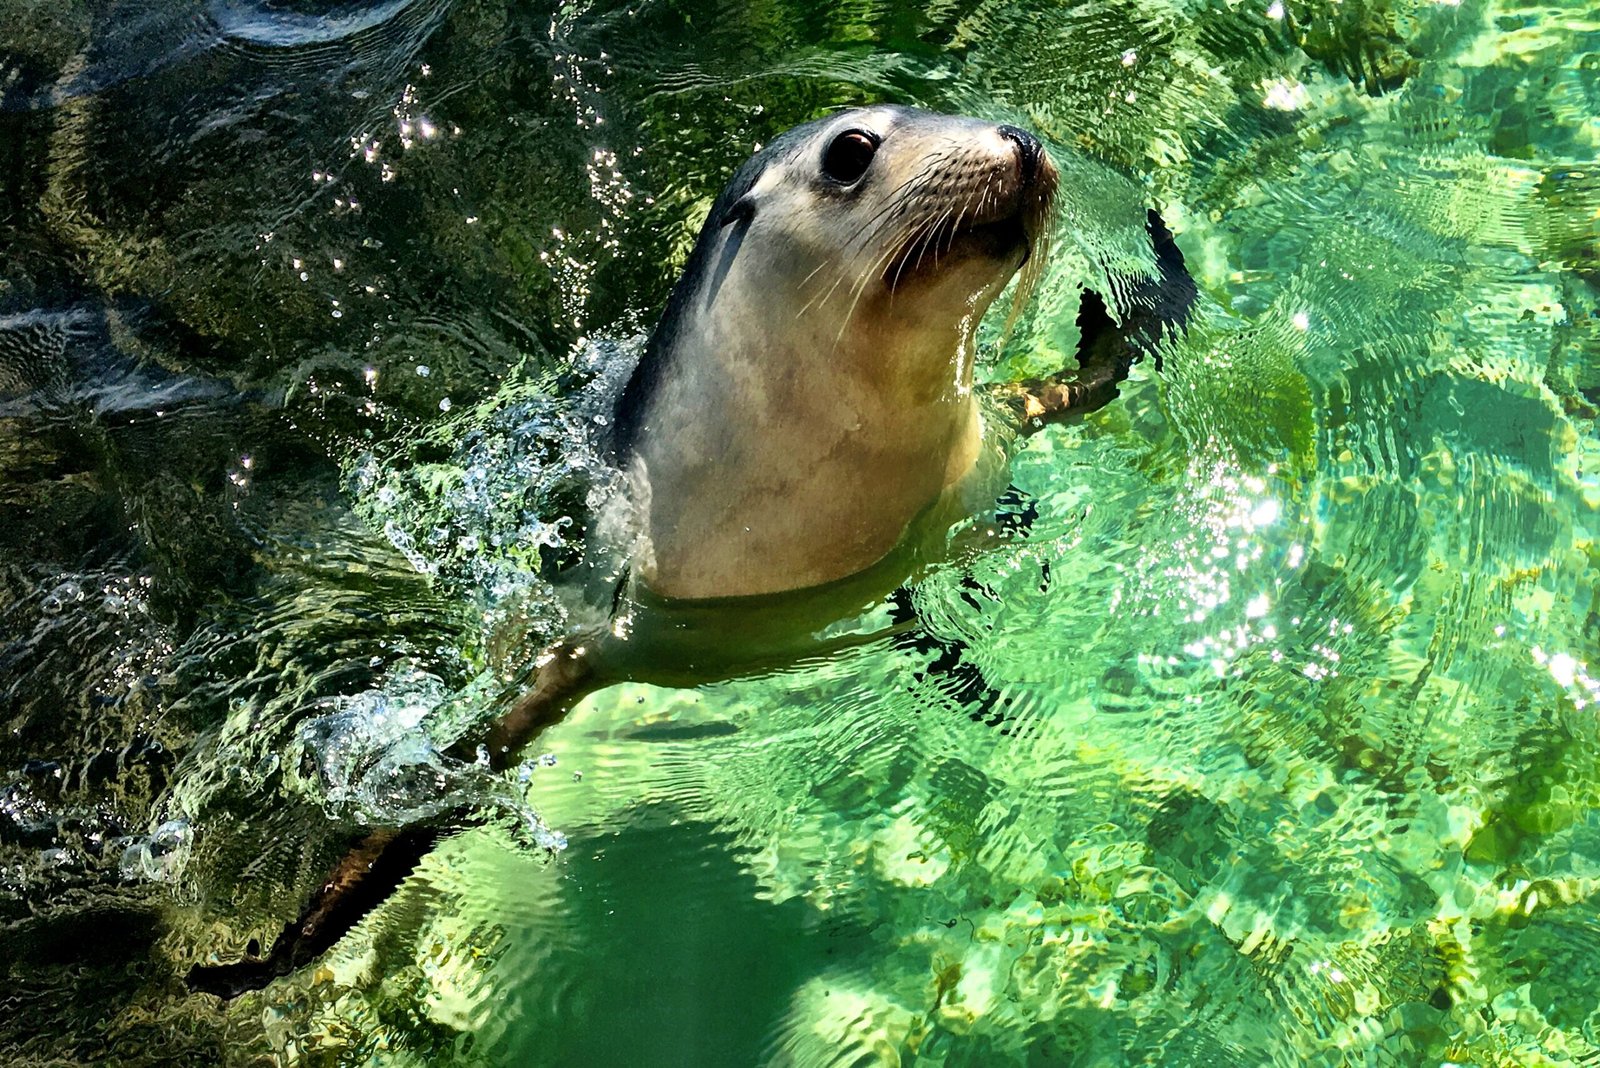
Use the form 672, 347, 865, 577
822, 130, 878, 185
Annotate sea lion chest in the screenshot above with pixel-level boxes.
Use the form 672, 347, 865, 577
618, 278, 984, 602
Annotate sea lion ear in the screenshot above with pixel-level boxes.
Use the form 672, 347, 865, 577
720, 194, 756, 228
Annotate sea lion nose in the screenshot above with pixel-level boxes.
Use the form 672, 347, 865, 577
997, 124, 1042, 184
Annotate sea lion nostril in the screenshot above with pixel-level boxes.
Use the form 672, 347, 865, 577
996, 124, 1042, 183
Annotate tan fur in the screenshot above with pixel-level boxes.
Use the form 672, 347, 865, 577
625, 108, 1057, 600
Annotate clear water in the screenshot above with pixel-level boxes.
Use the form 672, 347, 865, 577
3, 0, 1599, 1064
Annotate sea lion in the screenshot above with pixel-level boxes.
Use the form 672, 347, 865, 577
186, 105, 1194, 996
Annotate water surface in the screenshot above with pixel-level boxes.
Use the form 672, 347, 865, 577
3, 0, 1599, 1064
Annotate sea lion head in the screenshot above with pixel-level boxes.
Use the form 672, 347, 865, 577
707, 105, 1059, 343
617, 106, 1058, 442
610, 106, 1059, 601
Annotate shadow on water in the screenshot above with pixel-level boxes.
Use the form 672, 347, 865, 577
504, 819, 833, 1066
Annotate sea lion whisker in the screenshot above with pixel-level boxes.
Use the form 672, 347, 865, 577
844, 148, 958, 255
851, 142, 980, 279
809, 237, 891, 319
913, 206, 956, 275
944, 170, 986, 249
913, 208, 954, 272
886, 217, 932, 295
952, 185, 980, 253
1000, 193, 1057, 341
843, 168, 942, 260
807, 224, 902, 315
835, 233, 919, 347
865, 145, 955, 215
947, 173, 985, 252
798, 259, 830, 289
942, 186, 979, 259
819, 194, 939, 319
791, 260, 838, 319
801, 158, 953, 322
837, 209, 940, 344
889, 214, 938, 287
809, 191, 935, 313
940, 170, 988, 258
889, 214, 944, 293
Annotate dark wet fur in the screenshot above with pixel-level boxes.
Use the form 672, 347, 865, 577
608, 119, 829, 460
1065, 209, 1196, 411
1129, 209, 1197, 363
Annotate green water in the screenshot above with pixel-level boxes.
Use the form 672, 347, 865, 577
3, 0, 1599, 1064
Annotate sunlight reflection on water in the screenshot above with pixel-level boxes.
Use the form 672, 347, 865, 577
3, 0, 1600, 1063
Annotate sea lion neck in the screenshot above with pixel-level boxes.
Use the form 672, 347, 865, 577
621, 283, 985, 600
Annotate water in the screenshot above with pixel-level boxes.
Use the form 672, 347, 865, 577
2, 0, 1599, 1063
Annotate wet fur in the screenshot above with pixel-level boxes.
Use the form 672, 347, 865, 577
612, 106, 1057, 600
611, 120, 822, 456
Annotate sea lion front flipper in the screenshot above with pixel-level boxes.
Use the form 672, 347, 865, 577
996, 209, 1196, 429
475, 640, 600, 772
185, 825, 441, 999
995, 314, 1128, 425
186, 643, 601, 999
888, 486, 1050, 730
